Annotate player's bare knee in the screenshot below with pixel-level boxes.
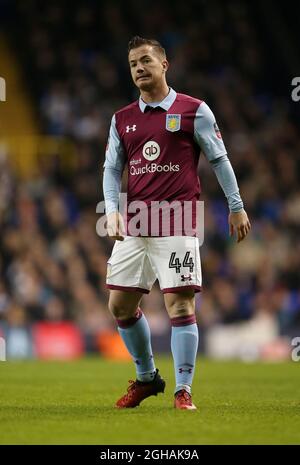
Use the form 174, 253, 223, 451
164, 290, 195, 318
165, 299, 195, 318
108, 293, 140, 320
167, 302, 194, 318
108, 301, 135, 320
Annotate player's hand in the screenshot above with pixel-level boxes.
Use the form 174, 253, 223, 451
106, 212, 125, 241
228, 209, 251, 243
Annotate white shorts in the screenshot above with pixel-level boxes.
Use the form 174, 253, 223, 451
106, 236, 202, 294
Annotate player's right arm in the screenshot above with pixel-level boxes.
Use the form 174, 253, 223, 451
103, 114, 126, 241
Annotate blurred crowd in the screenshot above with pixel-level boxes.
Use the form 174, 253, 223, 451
1, 0, 300, 357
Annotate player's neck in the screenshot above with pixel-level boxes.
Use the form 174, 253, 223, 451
140, 83, 170, 104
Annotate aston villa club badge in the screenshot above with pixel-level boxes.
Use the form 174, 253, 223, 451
166, 114, 181, 132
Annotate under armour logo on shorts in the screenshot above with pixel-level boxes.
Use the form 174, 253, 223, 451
181, 274, 192, 282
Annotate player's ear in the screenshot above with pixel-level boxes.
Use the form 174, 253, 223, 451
162, 59, 169, 73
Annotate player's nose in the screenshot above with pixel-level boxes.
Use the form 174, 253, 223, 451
136, 64, 145, 74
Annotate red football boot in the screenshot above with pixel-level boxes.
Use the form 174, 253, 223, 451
116, 369, 166, 408
174, 389, 197, 410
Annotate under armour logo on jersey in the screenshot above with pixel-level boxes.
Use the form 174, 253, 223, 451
126, 125, 137, 132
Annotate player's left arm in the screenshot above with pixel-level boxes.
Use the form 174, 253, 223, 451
103, 114, 126, 240
194, 102, 251, 243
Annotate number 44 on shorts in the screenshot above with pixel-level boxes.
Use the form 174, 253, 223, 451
169, 251, 194, 273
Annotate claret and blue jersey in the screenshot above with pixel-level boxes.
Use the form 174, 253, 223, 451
103, 87, 243, 236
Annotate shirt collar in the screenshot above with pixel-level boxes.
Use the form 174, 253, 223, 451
139, 87, 177, 113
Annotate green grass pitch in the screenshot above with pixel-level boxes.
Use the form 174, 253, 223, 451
0, 357, 299, 444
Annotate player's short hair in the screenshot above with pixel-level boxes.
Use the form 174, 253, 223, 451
128, 36, 166, 58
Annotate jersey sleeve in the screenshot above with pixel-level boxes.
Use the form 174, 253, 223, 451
194, 102, 244, 212
193, 102, 227, 162
103, 114, 126, 171
210, 155, 244, 212
103, 115, 126, 215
